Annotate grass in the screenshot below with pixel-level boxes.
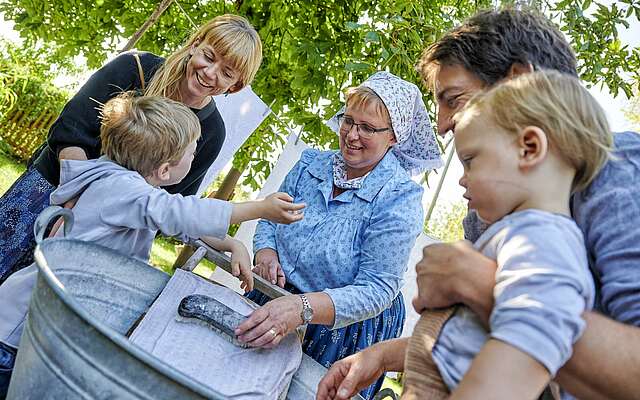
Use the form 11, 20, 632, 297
150, 236, 217, 276
0, 152, 26, 196
381, 374, 403, 398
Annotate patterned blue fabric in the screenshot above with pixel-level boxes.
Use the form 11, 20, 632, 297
246, 287, 405, 400
0, 167, 54, 283
572, 131, 640, 326
0, 341, 16, 399
254, 148, 424, 330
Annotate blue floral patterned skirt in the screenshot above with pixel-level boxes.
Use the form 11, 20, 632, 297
246, 285, 405, 400
0, 167, 54, 283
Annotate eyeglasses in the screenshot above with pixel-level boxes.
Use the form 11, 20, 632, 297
337, 113, 391, 139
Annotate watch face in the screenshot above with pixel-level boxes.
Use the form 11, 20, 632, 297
302, 308, 313, 322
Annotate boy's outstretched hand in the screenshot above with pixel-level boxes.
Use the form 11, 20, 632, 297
259, 192, 305, 224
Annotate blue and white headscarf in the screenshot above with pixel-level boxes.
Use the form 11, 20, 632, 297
327, 71, 443, 176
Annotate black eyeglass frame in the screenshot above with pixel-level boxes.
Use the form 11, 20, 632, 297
336, 113, 392, 137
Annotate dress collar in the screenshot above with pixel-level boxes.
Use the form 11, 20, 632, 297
307, 150, 402, 203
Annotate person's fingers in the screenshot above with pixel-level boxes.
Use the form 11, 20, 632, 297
336, 364, 362, 400
277, 266, 286, 288
274, 192, 294, 202
317, 363, 344, 400
281, 211, 304, 224
259, 328, 284, 349
281, 201, 306, 211
255, 263, 268, 280
240, 318, 278, 347
48, 197, 79, 237
242, 267, 254, 292
231, 260, 240, 277
48, 217, 64, 238
412, 294, 426, 314
268, 260, 278, 285
235, 307, 269, 336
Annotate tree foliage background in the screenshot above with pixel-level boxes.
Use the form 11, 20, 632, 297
2, 0, 639, 190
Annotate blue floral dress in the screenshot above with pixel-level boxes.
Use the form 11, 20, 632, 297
250, 148, 424, 399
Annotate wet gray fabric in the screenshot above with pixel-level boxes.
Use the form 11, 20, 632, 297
129, 270, 302, 399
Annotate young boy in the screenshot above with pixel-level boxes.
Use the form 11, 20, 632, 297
401, 70, 612, 399
0, 93, 305, 395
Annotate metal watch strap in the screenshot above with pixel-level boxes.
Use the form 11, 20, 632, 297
299, 294, 313, 325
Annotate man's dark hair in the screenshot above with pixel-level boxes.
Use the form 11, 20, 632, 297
418, 9, 578, 89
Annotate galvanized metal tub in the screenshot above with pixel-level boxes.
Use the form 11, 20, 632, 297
7, 207, 358, 399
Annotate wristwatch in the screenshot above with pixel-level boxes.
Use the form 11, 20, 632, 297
299, 294, 314, 325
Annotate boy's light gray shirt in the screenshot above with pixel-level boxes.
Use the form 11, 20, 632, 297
0, 157, 232, 348
432, 209, 594, 394
50, 157, 232, 262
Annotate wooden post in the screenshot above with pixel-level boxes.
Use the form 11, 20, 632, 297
171, 166, 245, 270
119, 0, 175, 53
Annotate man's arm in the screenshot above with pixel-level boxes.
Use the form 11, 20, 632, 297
316, 338, 408, 400
557, 312, 640, 400
450, 339, 549, 400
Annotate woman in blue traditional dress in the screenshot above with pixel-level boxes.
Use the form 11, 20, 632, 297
235, 72, 442, 399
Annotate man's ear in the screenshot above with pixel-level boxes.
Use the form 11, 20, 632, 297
507, 63, 535, 79
517, 126, 548, 169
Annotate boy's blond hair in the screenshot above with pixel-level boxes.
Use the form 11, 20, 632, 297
458, 70, 612, 192
344, 86, 392, 128
100, 93, 201, 177
146, 14, 262, 100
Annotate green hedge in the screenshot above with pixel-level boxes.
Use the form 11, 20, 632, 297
0, 39, 70, 161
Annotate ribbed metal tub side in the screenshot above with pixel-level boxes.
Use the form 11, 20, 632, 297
7, 239, 226, 400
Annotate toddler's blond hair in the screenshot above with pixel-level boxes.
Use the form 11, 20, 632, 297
100, 93, 201, 177
457, 70, 612, 191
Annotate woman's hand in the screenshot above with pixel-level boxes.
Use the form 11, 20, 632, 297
254, 248, 286, 287
235, 294, 303, 349
228, 240, 254, 293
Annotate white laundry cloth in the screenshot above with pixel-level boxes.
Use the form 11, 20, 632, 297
130, 269, 302, 399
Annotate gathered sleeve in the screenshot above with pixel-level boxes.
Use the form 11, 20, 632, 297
569, 132, 640, 326
100, 179, 232, 242
574, 182, 640, 326
323, 180, 423, 329
489, 221, 594, 376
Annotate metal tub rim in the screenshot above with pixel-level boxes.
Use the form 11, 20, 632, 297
33, 238, 226, 399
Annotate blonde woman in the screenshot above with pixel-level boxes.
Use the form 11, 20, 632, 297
0, 14, 262, 281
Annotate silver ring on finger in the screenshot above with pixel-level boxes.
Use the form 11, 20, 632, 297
268, 327, 278, 338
